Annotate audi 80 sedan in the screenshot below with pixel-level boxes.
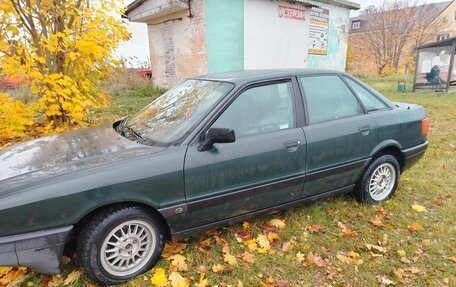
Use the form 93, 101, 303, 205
0, 70, 428, 285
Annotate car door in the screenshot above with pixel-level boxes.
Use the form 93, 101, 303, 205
299, 75, 378, 197
184, 79, 306, 228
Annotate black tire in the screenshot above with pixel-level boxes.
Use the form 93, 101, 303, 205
353, 154, 400, 204
77, 205, 166, 286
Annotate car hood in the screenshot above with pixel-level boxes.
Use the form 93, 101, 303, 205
0, 124, 165, 192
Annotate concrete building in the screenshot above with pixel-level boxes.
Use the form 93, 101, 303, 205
124, 0, 360, 88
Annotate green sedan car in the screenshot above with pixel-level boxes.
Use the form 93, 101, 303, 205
0, 69, 428, 285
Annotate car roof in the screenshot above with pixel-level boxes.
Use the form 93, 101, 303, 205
193, 69, 343, 84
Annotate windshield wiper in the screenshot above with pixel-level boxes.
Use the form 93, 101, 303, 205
118, 116, 148, 144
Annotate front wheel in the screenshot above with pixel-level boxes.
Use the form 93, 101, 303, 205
354, 154, 400, 204
77, 206, 166, 286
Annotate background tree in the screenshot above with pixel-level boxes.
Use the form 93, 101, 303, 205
358, 0, 444, 75
0, 0, 130, 127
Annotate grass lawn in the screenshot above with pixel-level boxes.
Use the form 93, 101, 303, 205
2, 76, 455, 287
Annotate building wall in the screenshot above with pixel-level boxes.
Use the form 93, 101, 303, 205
147, 0, 208, 88
140, 0, 353, 87
243, 0, 350, 71
432, 1, 456, 41
306, 1, 350, 71
205, 0, 244, 73
244, 0, 310, 69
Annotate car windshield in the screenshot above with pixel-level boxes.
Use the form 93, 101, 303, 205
126, 79, 234, 145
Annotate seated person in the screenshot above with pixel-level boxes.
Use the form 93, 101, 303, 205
426, 65, 446, 91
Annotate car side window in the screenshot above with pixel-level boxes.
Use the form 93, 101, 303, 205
212, 82, 295, 138
300, 76, 363, 124
344, 77, 388, 111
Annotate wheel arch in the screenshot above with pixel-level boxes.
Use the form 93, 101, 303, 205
64, 201, 172, 255
369, 141, 405, 171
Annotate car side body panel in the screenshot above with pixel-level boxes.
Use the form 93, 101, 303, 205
302, 114, 378, 196
0, 146, 187, 237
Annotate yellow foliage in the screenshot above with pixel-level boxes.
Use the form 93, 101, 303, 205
0, 93, 35, 141
168, 254, 188, 271
62, 270, 82, 285
211, 264, 224, 273
269, 219, 286, 229
150, 268, 168, 287
223, 253, 238, 266
168, 272, 189, 287
412, 204, 427, 213
0, 0, 130, 129
256, 234, 271, 253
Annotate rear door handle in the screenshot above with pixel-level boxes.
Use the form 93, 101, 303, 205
359, 125, 370, 135
284, 140, 301, 151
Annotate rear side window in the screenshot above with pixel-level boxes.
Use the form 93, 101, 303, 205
344, 77, 388, 111
300, 76, 362, 124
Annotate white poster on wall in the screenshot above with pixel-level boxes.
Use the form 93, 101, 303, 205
308, 7, 329, 55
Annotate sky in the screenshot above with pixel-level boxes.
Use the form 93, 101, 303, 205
350, 0, 447, 16
116, 0, 449, 67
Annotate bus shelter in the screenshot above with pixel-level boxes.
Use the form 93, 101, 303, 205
413, 37, 456, 93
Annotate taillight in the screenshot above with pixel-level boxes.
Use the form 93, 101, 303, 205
422, 117, 429, 136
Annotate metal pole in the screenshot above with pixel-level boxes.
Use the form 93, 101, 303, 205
413, 48, 420, 93
446, 42, 455, 93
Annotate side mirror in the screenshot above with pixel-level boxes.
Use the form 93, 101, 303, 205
198, 128, 236, 151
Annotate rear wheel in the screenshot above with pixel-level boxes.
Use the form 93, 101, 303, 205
354, 154, 400, 204
77, 206, 165, 286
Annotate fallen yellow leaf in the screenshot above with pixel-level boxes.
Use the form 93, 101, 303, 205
151, 268, 168, 286
245, 239, 258, 252
376, 275, 395, 286
397, 249, 406, 257
337, 254, 351, 264
0, 267, 12, 277
194, 273, 209, 287
169, 254, 188, 271
267, 232, 279, 242
338, 221, 358, 237
212, 264, 224, 273
162, 242, 188, 258
408, 222, 424, 232
412, 204, 427, 213
296, 252, 305, 263
0, 268, 27, 286
169, 272, 189, 287
224, 253, 238, 266
365, 243, 387, 254
257, 234, 271, 251
308, 224, 324, 233
269, 219, 286, 229
63, 270, 82, 286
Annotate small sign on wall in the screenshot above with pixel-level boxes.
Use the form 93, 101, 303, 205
278, 5, 306, 21
308, 7, 329, 55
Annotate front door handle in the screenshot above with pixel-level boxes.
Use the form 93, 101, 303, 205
359, 125, 370, 135
284, 140, 301, 151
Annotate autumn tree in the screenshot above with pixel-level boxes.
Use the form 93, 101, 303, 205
357, 0, 444, 75
0, 0, 130, 128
